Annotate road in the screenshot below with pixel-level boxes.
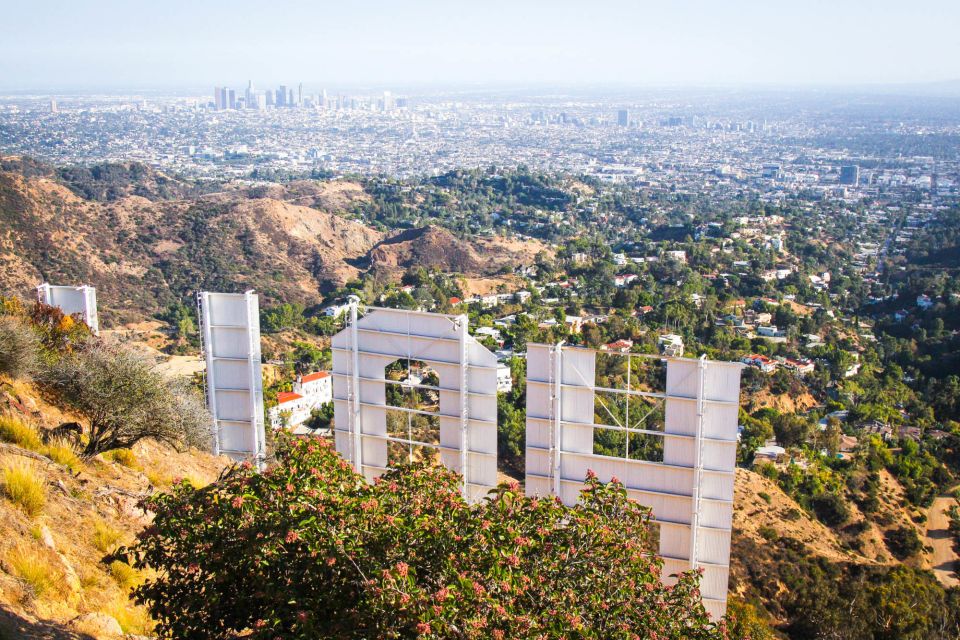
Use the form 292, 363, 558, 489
925, 489, 959, 588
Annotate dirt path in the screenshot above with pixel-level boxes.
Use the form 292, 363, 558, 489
925, 488, 959, 588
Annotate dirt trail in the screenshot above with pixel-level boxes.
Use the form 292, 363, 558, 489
925, 488, 960, 588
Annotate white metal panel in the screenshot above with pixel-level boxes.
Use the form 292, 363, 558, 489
199, 291, 265, 465
524, 343, 743, 618
37, 283, 99, 335
331, 306, 499, 501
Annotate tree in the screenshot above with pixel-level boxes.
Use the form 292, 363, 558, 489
43, 342, 210, 455
773, 414, 811, 449
125, 437, 726, 640
0, 316, 39, 379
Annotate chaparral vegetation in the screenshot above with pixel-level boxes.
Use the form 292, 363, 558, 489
124, 436, 726, 640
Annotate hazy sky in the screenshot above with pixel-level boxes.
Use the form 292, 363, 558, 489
1, 0, 958, 89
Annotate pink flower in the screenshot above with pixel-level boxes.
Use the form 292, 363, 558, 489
285, 530, 299, 543
395, 561, 409, 577
585, 468, 597, 479
416, 622, 431, 635
231, 496, 244, 509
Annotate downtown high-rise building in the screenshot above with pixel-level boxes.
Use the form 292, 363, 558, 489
839, 165, 860, 186
277, 85, 287, 107
227, 89, 237, 110
617, 109, 629, 127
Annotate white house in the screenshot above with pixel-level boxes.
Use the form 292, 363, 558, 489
665, 250, 687, 263
613, 274, 639, 287
324, 303, 350, 317
269, 371, 333, 431
658, 334, 684, 357
756, 325, 786, 338
496, 364, 513, 393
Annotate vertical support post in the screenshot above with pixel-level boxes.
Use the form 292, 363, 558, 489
81, 285, 99, 335
551, 342, 563, 497
349, 297, 362, 474
36, 283, 49, 305
625, 353, 631, 459
244, 290, 265, 470
689, 354, 708, 571
457, 315, 469, 499
197, 292, 220, 457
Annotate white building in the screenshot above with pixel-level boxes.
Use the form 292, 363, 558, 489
496, 364, 513, 393
324, 302, 351, 317
657, 334, 684, 357
269, 371, 333, 431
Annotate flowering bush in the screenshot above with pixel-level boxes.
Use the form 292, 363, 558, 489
125, 436, 726, 639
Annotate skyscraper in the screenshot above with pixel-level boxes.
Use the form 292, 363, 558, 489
214, 86, 222, 110
278, 86, 287, 107
297, 83, 303, 107
839, 165, 860, 186
617, 109, 629, 127
245, 80, 254, 109
227, 89, 236, 110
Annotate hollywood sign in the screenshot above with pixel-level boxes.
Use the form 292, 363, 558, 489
330, 302, 499, 502
180, 295, 742, 617
197, 291, 266, 467
524, 343, 741, 619
37, 283, 99, 335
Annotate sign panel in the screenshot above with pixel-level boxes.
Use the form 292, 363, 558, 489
525, 343, 742, 619
331, 303, 498, 502
197, 291, 265, 466
37, 283, 99, 335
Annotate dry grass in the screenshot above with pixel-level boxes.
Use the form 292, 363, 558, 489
103, 448, 140, 469
145, 469, 172, 488
104, 597, 154, 636
0, 414, 43, 452
1, 462, 46, 517
92, 518, 123, 553
44, 437, 83, 472
6, 544, 62, 600
108, 560, 141, 591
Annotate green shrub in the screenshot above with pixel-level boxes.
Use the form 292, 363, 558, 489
44, 343, 210, 456
0, 316, 39, 380
758, 491, 772, 504
811, 492, 850, 527
885, 525, 924, 560
0, 415, 43, 452
126, 437, 725, 639
758, 525, 779, 541
2, 462, 46, 516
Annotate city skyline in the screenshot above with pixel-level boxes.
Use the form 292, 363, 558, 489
2, 0, 959, 89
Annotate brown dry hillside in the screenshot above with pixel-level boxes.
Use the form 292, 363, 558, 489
0, 159, 546, 322
0, 376, 228, 639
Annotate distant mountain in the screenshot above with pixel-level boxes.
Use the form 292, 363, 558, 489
0, 157, 547, 321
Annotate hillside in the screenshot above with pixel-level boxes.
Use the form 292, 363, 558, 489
0, 158, 547, 322
0, 375, 227, 639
